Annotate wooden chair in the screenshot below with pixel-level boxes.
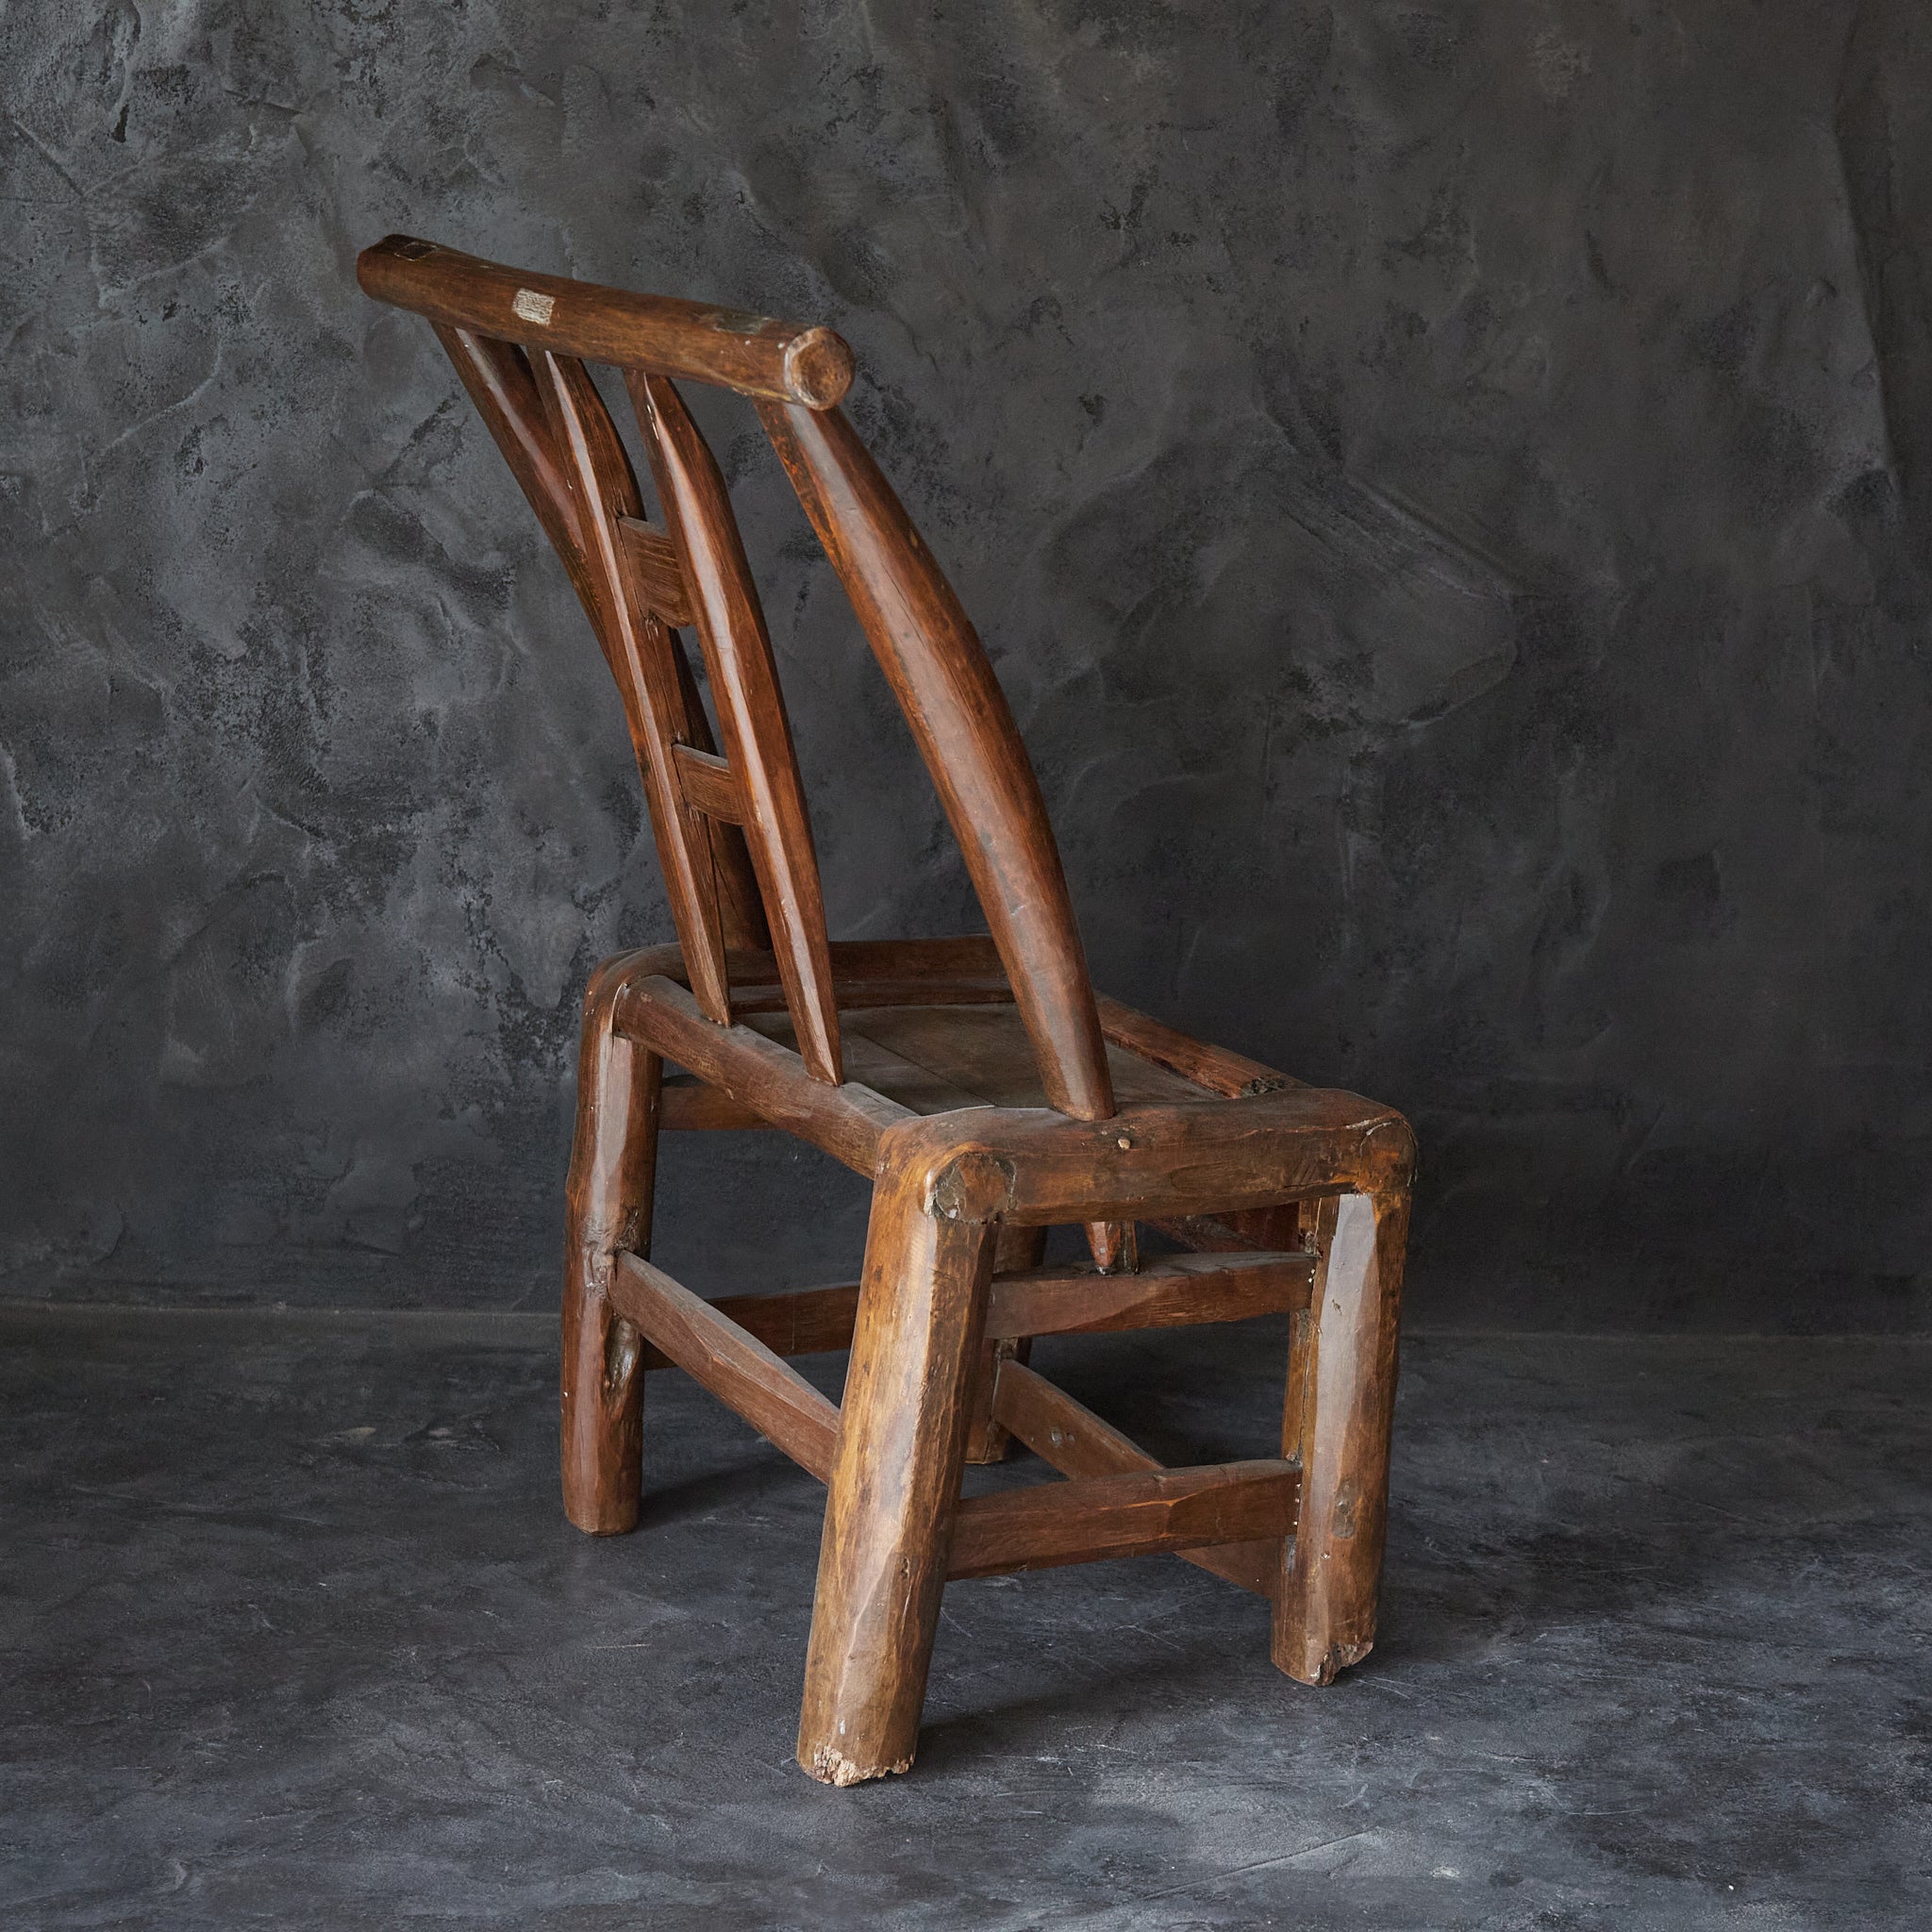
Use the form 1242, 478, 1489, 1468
358, 235, 1416, 1786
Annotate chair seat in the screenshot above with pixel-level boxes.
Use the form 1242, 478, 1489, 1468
744, 1002, 1222, 1114
607, 937, 1312, 1183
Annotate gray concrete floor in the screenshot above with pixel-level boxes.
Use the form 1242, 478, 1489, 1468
1, 1306, 1925, 1930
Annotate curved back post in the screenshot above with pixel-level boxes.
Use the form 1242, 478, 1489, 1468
758, 400, 1114, 1123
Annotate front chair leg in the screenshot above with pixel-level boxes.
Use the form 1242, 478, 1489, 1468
560, 958, 662, 1536
796, 1153, 1004, 1785
1274, 1179, 1411, 1685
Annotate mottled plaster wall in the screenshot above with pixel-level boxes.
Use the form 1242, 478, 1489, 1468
4, 2, 1927, 1326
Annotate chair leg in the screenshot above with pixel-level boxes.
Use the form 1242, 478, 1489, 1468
1274, 1185, 1410, 1685
560, 960, 663, 1536
961, 1224, 1045, 1464
795, 1158, 1003, 1785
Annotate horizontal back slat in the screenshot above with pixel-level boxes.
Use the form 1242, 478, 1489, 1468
616, 518, 695, 625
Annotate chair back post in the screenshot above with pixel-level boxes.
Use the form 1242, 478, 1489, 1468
758, 399, 1115, 1124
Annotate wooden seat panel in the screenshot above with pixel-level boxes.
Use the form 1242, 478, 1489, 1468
740, 1001, 1218, 1115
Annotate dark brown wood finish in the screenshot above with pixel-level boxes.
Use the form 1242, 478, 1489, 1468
1094, 994, 1299, 1097
796, 1151, 1002, 1785
758, 398, 1116, 1127
1274, 1186, 1410, 1685
558, 958, 661, 1536
631, 369, 843, 1084
947, 1458, 1302, 1580
361, 236, 855, 407
361, 237, 1415, 1790
989, 1359, 1281, 1598
962, 1221, 1045, 1465
615, 518, 695, 625
637, 1281, 861, 1372
527, 346, 736, 1023
985, 1249, 1314, 1339
609, 1254, 841, 1481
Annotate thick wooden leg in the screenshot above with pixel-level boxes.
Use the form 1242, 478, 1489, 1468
962, 1224, 1046, 1464
560, 959, 662, 1536
1274, 1186, 1409, 1684
796, 1155, 1003, 1785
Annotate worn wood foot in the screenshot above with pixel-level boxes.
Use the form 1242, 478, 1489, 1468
560, 956, 662, 1536
795, 1144, 1004, 1785
1274, 1173, 1412, 1684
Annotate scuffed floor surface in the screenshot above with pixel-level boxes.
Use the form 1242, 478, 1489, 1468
1, 1308, 1925, 1930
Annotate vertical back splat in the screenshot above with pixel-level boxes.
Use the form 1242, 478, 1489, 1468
630, 371, 841, 1085
528, 348, 737, 1024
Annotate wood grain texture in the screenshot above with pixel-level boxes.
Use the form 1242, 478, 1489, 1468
610, 1253, 841, 1481
558, 959, 661, 1536
634, 370, 842, 1084
615, 972, 909, 1176
864, 1096, 1416, 1228
985, 1248, 1315, 1339
659, 1076, 770, 1131
530, 348, 735, 1024
989, 1360, 1282, 1598
667, 631, 771, 954
1094, 994, 1298, 1097
1274, 1187, 1411, 1685
373, 240, 1415, 1780
824, 1004, 1208, 1109
741, 1010, 994, 1117
758, 398, 1117, 1124
638, 1282, 861, 1371
947, 1459, 1301, 1579
989, 1359, 1291, 1599
359, 235, 854, 407
614, 517, 694, 625
670, 743, 746, 824
796, 1155, 1002, 1785
962, 1222, 1045, 1465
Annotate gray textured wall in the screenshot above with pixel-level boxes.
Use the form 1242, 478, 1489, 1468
5, 2, 1928, 1328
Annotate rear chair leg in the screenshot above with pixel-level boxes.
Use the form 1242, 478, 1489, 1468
796, 1153, 1004, 1785
1275, 1183, 1411, 1684
962, 1224, 1046, 1464
560, 958, 663, 1535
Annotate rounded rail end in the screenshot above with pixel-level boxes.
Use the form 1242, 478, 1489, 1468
357, 232, 437, 304
784, 327, 856, 410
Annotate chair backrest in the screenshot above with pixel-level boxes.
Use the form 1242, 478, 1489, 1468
358, 235, 1115, 1123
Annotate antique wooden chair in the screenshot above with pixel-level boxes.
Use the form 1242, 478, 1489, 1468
358, 235, 1415, 1786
